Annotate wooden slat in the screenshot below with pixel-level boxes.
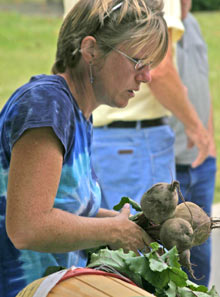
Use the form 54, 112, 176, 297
48, 276, 109, 297
109, 277, 155, 297
48, 274, 155, 297
76, 275, 133, 296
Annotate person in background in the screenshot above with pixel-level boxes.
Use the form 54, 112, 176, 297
90, 0, 210, 213
168, 0, 217, 286
0, 0, 168, 296
63, 0, 74, 17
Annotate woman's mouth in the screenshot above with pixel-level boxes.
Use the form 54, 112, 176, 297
128, 90, 135, 97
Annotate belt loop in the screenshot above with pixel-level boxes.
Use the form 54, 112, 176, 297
136, 121, 141, 130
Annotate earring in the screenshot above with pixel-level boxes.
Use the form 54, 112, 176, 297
89, 62, 94, 84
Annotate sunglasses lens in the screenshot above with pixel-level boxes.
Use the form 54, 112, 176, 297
135, 60, 143, 70
135, 60, 152, 71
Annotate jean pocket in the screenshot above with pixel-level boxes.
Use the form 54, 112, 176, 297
150, 142, 176, 184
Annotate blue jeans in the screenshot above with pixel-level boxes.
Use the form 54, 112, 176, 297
176, 157, 217, 287
91, 124, 175, 213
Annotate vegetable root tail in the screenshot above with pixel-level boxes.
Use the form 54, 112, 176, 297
188, 265, 205, 282
176, 186, 194, 226
211, 218, 220, 229
179, 249, 205, 281
169, 180, 179, 192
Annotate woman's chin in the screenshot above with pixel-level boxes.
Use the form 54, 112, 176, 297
114, 97, 131, 108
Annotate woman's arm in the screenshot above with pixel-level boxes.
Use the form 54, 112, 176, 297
6, 127, 149, 254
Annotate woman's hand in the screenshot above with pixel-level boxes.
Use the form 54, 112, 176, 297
108, 204, 154, 255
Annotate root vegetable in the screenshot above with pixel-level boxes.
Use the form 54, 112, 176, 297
174, 202, 211, 246
158, 202, 220, 280
140, 181, 179, 224
159, 217, 193, 253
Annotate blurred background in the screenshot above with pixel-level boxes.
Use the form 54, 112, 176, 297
0, 0, 219, 292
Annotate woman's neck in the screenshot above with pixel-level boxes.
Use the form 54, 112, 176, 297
58, 72, 97, 120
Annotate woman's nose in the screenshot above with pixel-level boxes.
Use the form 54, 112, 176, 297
136, 67, 152, 83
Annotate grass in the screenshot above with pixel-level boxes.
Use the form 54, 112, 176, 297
0, 9, 219, 203
0, 11, 62, 105
193, 11, 220, 203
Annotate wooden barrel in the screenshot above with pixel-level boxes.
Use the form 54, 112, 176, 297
17, 267, 154, 297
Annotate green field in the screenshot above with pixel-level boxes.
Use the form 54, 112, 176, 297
0, 9, 219, 203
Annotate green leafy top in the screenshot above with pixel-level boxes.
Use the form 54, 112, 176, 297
113, 196, 142, 211
87, 242, 219, 297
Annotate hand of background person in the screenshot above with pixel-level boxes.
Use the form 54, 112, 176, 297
108, 204, 154, 255
185, 124, 210, 168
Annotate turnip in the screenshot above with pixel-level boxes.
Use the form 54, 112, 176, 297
159, 217, 200, 280
159, 202, 220, 279
174, 202, 220, 246
140, 181, 179, 224
159, 217, 194, 252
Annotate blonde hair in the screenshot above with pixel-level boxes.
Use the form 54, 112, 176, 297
52, 0, 168, 74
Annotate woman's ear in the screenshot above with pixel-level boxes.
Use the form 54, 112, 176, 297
80, 36, 97, 63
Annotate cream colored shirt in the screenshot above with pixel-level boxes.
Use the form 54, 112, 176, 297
93, 0, 184, 126
63, 0, 78, 17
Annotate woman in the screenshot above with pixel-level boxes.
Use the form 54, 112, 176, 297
0, 0, 168, 296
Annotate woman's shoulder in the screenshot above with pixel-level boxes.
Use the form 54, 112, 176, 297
26, 74, 73, 103
5, 74, 77, 120
1, 74, 77, 155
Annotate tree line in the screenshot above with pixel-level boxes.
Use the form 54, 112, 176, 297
192, 0, 220, 11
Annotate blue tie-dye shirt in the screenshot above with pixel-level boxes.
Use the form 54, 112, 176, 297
0, 74, 101, 296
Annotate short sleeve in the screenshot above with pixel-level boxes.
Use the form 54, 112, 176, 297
7, 84, 75, 159
163, 0, 184, 43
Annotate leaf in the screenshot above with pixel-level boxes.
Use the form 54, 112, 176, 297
149, 258, 168, 272
125, 256, 149, 276
145, 243, 169, 273
186, 280, 208, 292
145, 269, 170, 290
146, 244, 169, 272
177, 286, 213, 297
177, 286, 220, 297
168, 267, 188, 287
149, 242, 161, 252
177, 286, 195, 297
208, 286, 220, 297
147, 246, 187, 288
160, 247, 181, 269
165, 280, 178, 297
126, 256, 169, 289
88, 248, 135, 272
87, 248, 142, 287
113, 196, 142, 211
